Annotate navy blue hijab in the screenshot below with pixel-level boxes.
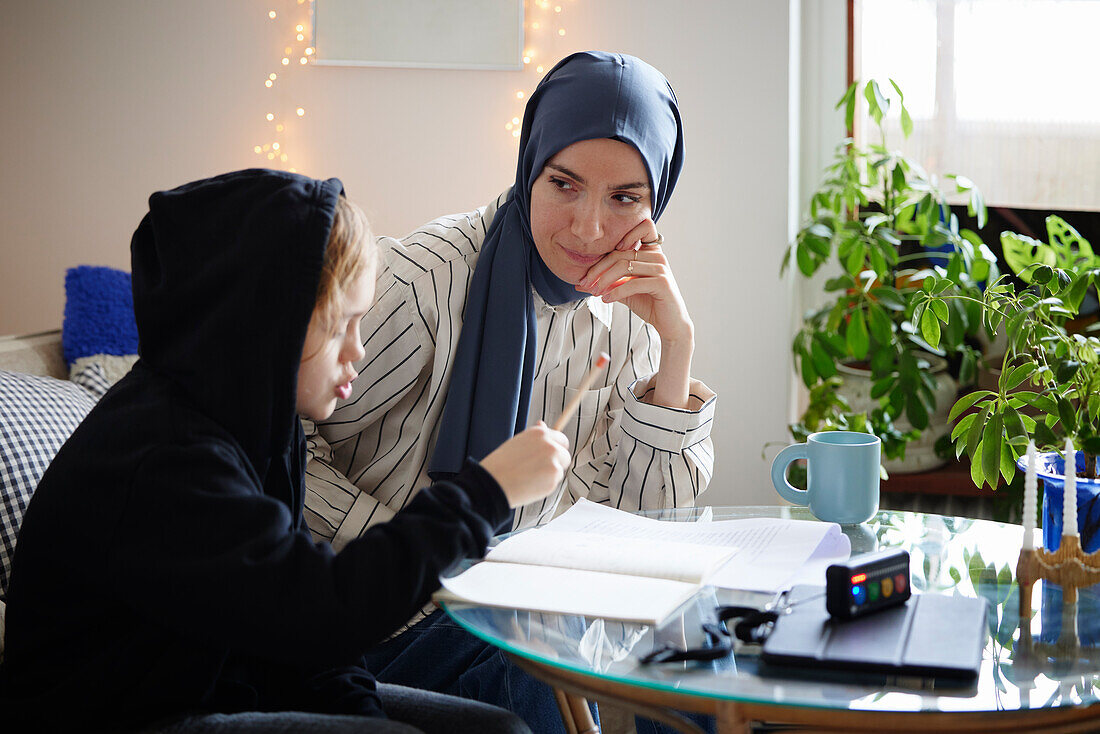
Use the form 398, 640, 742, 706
429, 51, 685, 479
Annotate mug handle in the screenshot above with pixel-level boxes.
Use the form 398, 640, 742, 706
771, 443, 810, 506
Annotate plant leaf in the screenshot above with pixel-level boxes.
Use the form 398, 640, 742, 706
871, 376, 894, 400
827, 300, 846, 331
1058, 396, 1077, 433
804, 232, 831, 258
971, 439, 985, 487
799, 350, 818, 387
920, 307, 941, 349
1034, 420, 1058, 449
869, 244, 887, 277
930, 299, 950, 324
846, 243, 865, 275
1003, 362, 1037, 392
1001, 231, 1055, 282
1067, 272, 1090, 312
847, 308, 870, 360
1048, 214, 1095, 262
868, 303, 893, 345
889, 79, 914, 138
870, 286, 906, 311
907, 391, 930, 430
981, 412, 1004, 489
952, 413, 978, 442
1056, 360, 1080, 383
811, 338, 837, 380
1004, 407, 1028, 443
837, 81, 858, 131
1000, 438, 1016, 482
968, 403, 992, 459
824, 275, 854, 292
950, 391, 993, 423
864, 79, 890, 126
1033, 265, 1055, 285
971, 258, 991, 283
795, 242, 816, 277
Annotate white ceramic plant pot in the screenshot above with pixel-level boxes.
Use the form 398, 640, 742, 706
836, 354, 957, 474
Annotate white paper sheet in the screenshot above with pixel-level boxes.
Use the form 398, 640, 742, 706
439, 563, 699, 625
545, 500, 851, 592
487, 528, 736, 584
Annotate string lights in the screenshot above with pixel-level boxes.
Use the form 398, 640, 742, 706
256, 1, 314, 172
505, 0, 578, 140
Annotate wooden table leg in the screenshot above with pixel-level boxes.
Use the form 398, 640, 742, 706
553, 687, 599, 734
553, 687, 579, 734
715, 700, 752, 734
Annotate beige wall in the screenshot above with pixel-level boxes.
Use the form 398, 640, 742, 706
0, 0, 801, 505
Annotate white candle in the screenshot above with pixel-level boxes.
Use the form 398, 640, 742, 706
1023, 440, 1037, 550
1064, 438, 1078, 538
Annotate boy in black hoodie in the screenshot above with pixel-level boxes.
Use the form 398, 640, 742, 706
0, 170, 569, 733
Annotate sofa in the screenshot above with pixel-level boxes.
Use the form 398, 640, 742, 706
0, 265, 140, 660
0, 332, 77, 651
1, 327, 141, 648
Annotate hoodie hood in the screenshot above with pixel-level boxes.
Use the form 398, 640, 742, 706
130, 169, 343, 473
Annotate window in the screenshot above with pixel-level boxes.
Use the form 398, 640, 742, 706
857, 0, 1100, 212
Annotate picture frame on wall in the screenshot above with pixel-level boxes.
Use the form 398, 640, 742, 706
311, 0, 524, 70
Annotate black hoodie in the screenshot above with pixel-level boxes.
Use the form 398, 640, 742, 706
0, 169, 510, 731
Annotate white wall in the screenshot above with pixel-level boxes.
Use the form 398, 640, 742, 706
789, 0, 852, 423
0, 0, 802, 506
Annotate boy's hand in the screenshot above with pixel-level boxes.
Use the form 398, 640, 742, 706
480, 422, 571, 508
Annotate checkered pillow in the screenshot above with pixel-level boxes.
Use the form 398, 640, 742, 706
0, 370, 97, 599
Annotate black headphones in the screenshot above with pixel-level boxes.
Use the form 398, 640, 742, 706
640, 605, 779, 664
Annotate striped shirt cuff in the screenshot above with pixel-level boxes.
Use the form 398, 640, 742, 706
621, 376, 716, 453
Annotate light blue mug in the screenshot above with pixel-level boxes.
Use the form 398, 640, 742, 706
770, 431, 881, 524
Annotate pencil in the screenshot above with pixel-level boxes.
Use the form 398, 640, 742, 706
552, 352, 611, 432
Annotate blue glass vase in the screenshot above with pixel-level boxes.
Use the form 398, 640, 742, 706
1040, 580, 1100, 647
1017, 451, 1100, 552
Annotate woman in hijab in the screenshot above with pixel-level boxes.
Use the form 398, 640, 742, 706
304, 52, 717, 731
0, 169, 571, 733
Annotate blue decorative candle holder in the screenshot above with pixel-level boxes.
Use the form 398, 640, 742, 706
1017, 451, 1100, 553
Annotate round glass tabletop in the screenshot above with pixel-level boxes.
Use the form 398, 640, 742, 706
440, 507, 1100, 716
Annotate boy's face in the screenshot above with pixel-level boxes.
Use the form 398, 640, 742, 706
297, 256, 376, 421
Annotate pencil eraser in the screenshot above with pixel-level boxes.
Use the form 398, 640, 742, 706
595, 352, 610, 368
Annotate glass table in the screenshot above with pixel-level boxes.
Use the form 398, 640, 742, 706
439, 507, 1100, 733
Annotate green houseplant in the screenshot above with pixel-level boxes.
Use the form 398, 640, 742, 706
919, 216, 1100, 549
919, 215, 1100, 488
783, 80, 999, 466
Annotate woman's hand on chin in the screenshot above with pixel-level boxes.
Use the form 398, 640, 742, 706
576, 218, 695, 409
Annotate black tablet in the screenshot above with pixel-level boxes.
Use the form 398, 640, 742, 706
762, 590, 988, 680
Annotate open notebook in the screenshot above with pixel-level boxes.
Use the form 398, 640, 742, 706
436, 500, 851, 625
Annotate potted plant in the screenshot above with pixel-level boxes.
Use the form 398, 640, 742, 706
783, 79, 999, 471
919, 216, 1100, 550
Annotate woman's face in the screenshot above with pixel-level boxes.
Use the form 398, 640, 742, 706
297, 257, 375, 421
529, 138, 652, 285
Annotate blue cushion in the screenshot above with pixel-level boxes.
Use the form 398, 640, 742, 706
62, 266, 138, 366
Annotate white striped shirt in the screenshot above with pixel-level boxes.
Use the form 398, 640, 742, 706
303, 192, 716, 549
